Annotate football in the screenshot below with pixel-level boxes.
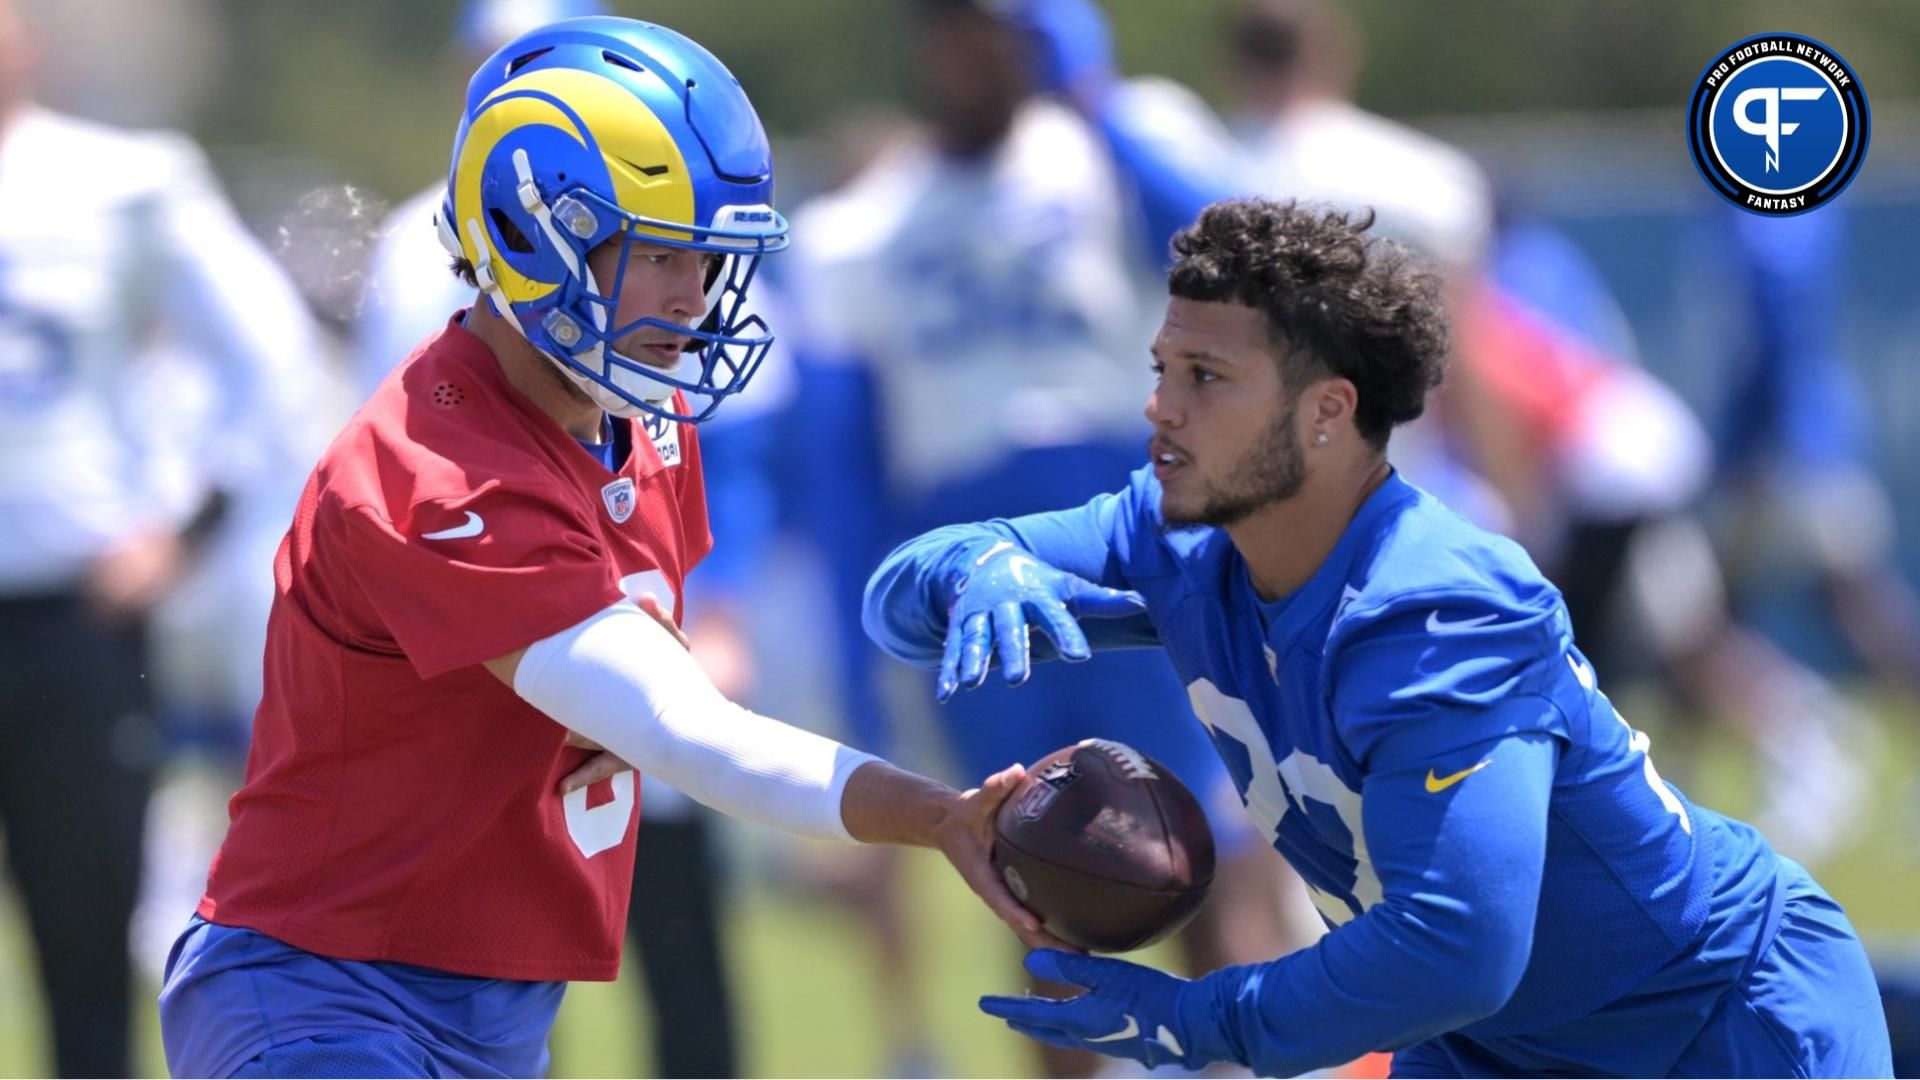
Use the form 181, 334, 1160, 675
991, 739, 1216, 953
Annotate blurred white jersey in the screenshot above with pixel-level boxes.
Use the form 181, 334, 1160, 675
0, 107, 331, 593
1237, 99, 1493, 269
791, 100, 1160, 492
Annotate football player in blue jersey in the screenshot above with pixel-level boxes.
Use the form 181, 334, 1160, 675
864, 198, 1893, 1077
788, 2, 1307, 1073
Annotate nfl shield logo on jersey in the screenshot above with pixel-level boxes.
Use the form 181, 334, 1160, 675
601, 477, 636, 524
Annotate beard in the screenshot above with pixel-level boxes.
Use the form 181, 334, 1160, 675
1162, 393, 1307, 529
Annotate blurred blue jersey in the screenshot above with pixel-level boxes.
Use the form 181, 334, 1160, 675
868, 469, 1889, 1075
1718, 207, 1871, 473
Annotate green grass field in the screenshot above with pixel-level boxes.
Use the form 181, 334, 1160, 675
3, 692, 1915, 1078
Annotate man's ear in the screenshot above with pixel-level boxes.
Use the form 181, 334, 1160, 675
1311, 377, 1359, 432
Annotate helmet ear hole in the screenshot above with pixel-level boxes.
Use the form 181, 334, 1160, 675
506, 47, 553, 76
487, 208, 537, 254
601, 50, 644, 74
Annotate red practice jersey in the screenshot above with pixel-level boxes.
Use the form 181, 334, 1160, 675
199, 317, 711, 981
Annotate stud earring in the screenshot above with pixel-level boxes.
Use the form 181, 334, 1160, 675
1315, 431, 1329, 445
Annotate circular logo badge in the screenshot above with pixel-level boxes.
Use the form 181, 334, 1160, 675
1687, 33, 1869, 216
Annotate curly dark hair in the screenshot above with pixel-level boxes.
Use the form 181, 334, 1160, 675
1167, 198, 1449, 450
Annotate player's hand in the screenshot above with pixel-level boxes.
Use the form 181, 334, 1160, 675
980, 949, 1225, 1071
637, 593, 689, 650
558, 728, 630, 793
934, 763, 1080, 953
1003, 0, 1116, 110
938, 541, 1146, 701
689, 605, 755, 701
84, 526, 186, 621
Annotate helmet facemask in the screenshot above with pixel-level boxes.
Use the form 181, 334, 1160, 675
484, 149, 783, 423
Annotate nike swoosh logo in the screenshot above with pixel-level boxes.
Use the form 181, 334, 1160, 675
1087, 1015, 1139, 1043
1567, 653, 1595, 689
1427, 610, 1499, 634
972, 540, 1015, 568
1426, 758, 1492, 793
422, 511, 484, 540
1153, 1025, 1185, 1056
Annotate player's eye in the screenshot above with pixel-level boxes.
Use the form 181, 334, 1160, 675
1148, 361, 1166, 379
1191, 368, 1219, 384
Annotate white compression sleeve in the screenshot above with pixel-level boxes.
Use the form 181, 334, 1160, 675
512, 601, 879, 843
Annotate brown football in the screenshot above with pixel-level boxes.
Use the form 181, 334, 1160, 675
991, 738, 1216, 953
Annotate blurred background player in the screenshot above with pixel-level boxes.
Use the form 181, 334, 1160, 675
0, 0, 331, 1074
1019, 0, 1489, 277
1218, 0, 1491, 269
1708, 207, 1920, 699
786, 0, 1298, 1073
352, 2, 747, 1075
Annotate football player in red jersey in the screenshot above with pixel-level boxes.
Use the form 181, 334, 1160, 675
157, 18, 1059, 1079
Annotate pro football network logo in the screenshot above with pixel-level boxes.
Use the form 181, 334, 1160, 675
1687, 33, 1868, 216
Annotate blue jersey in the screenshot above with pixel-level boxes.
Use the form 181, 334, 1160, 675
866, 468, 1797, 1075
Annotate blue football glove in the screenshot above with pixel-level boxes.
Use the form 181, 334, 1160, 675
1000, 0, 1116, 107
979, 949, 1230, 1072
938, 541, 1147, 702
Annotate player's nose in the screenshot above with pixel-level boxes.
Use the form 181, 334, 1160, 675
666, 251, 710, 322
1145, 386, 1181, 429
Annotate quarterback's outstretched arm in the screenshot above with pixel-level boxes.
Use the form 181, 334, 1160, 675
491, 599, 871, 842
483, 600, 1065, 950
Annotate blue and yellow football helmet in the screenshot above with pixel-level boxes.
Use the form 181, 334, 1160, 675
438, 17, 789, 423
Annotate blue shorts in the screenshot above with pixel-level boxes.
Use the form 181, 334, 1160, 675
225, 1032, 451, 1078
1391, 861, 1893, 1077
158, 916, 563, 1078
1667, 863, 1892, 1078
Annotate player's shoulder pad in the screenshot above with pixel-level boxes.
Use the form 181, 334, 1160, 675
1327, 487, 1564, 654
323, 375, 571, 525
